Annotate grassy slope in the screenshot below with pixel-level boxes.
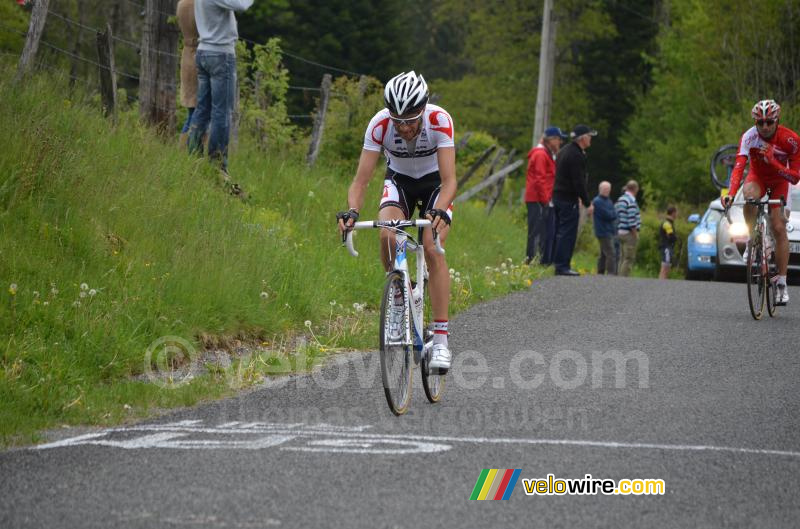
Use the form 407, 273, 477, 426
0, 69, 548, 445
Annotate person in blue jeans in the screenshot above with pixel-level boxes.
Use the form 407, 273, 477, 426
592, 181, 618, 274
188, 0, 253, 173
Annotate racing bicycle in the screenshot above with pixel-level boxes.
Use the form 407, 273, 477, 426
726, 191, 784, 320
344, 219, 446, 415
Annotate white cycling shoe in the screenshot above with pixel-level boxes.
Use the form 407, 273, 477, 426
428, 343, 451, 373
776, 284, 789, 306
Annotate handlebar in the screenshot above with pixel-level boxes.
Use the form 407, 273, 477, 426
724, 195, 785, 223
344, 219, 445, 257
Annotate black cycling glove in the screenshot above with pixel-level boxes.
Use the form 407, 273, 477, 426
426, 208, 451, 225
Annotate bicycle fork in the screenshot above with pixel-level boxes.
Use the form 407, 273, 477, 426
393, 232, 426, 357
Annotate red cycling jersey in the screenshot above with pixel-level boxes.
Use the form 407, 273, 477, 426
728, 124, 800, 202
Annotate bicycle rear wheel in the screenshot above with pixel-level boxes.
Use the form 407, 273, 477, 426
421, 328, 446, 403
767, 255, 777, 317
379, 271, 413, 415
746, 237, 765, 320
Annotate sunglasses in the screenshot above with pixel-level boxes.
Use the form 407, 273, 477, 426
756, 119, 775, 127
389, 109, 424, 126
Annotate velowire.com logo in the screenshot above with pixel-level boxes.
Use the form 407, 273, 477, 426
469, 469, 522, 500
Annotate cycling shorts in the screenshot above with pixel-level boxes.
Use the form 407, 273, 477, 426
379, 169, 454, 220
660, 246, 674, 266
744, 171, 789, 210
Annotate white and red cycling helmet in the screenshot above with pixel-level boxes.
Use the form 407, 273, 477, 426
751, 99, 781, 121
384, 71, 429, 116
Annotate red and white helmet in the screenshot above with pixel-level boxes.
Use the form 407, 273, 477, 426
384, 71, 429, 116
751, 99, 781, 121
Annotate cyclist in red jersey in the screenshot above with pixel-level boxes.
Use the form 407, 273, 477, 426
723, 99, 800, 305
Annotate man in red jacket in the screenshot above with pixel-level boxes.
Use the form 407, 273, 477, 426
525, 126, 565, 265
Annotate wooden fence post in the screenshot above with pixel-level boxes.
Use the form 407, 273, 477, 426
15, 0, 50, 83
457, 145, 496, 188
307, 73, 332, 167
140, 0, 179, 134
96, 23, 117, 121
486, 149, 517, 215
455, 131, 472, 153
454, 160, 524, 203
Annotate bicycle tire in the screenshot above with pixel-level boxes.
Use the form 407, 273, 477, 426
421, 303, 446, 404
766, 253, 777, 317
746, 236, 765, 320
710, 144, 739, 190
379, 271, 413, 415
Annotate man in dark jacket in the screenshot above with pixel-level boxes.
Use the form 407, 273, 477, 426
592, 181, 617, 274
551, 124, 597, 275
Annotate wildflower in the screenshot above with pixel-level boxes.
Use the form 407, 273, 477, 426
329, 300, 337, 306
304, 320, 312, 328
502, 270, 509, 276
72, 301, 81, 307
88, 289, 97, 297
490, 281, 496, 287
43, 301, 49, 306
525, 279, 533, 287
260, 291, 269, 300
80, 283, 88, 291
501, 262, 507, 270
33, 291, 40, 298
506, 257, 513, 263
454, 277, 462, 283
448, 268, 455, 275
308, 190, 315, 198
79, 291, 87, 299
485, 266, 492, 271
353, 303, 365, 312
51, 287, 59, 296
8, 284, 17, 296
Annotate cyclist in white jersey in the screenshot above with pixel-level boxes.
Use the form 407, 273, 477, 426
337, 71, 456, 372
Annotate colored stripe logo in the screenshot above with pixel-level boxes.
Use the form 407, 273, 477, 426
470, 469, 521, 500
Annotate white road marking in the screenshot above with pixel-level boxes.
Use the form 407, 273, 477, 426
33, 421, 800, 458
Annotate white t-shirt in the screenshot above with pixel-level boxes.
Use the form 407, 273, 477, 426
363, 104, 455, 179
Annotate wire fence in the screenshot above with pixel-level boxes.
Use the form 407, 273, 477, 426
1, 4, 368, 121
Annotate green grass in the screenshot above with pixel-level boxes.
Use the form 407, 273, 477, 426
0, 67, 550, 445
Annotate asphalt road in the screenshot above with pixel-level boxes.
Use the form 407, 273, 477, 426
2, 276, 799, 528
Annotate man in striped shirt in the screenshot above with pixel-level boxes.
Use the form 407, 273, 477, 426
615, 180, 641, 276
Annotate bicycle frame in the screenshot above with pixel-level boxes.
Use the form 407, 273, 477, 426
345, 219, 445, 353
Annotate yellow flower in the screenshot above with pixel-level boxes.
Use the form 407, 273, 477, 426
525, 279, 533, 287
9, 283, 17, 296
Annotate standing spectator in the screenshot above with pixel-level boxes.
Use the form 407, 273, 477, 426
615, 180, 642, 276
177, 0, 199, 148
552, 124, 597, 276
188, 0, 254, 174
592, 181, 617, 274
658, 205, 678, 279
524, 126, 564, 265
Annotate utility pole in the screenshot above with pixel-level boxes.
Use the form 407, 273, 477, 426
532, 0, 557, 146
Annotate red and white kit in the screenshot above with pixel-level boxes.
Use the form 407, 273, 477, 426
364, 105, 455, 218
729, 125, 800, 208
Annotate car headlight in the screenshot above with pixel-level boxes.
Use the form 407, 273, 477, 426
695, 232, 714, 244
728, 222, 749, 238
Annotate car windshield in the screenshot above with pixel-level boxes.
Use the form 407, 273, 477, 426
704, 209, 722, 224
792, 187, 800, 212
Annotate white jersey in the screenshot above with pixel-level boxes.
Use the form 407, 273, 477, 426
363, 104, 455, 179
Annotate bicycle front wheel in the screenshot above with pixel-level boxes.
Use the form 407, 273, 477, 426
379, 271, 413, 415
746, 237, 765, 320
